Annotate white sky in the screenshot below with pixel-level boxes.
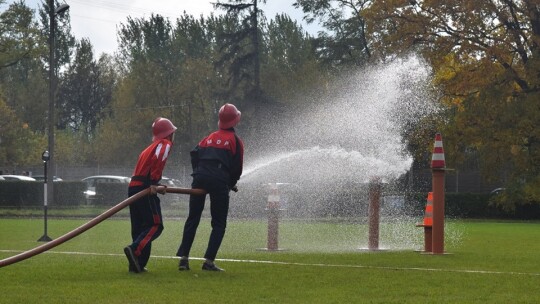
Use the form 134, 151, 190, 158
9, 0, 320, 56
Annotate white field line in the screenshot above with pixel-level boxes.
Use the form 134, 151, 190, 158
1, 249, 540, 277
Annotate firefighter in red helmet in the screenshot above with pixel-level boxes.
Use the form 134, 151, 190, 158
176, 103, 244, 271
123, 117, 177, 273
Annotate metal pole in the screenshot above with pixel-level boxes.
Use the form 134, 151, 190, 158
38, 157, 52, 242
368, 178, 381, 250
47, 0, 55, 218
266, 183, 280, 251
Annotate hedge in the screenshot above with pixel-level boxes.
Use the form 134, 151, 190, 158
0, 181, 87, 207
1, 180, 539, 219
91, 183, 128, 206
405, 192, 540, 220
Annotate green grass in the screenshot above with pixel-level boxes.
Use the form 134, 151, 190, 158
1, 217, 540, 303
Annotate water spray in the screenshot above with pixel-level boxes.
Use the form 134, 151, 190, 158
235, 56, 441, 251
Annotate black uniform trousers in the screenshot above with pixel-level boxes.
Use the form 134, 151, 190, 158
127, 186, 164, 268
176, 174, 230, 261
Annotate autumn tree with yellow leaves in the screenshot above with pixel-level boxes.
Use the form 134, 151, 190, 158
364, 0, 540, 207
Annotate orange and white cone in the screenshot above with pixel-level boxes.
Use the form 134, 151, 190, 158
423, 192, 433, 227
416, 192, 433, 252
431, 133, 445, 169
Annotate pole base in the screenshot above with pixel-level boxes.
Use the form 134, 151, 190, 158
256, 248, 287, 252
358, 247, 388, 252
37, 235, 52, 242
425, 251, 452, 255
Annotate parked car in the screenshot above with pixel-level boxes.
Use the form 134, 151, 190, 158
32, 175, 63, 182
490, 188, 506, 195
0, 175, 36, 181
161, 176, 180, 187
81, 175, 131, 204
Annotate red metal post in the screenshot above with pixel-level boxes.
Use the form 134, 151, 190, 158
368, 178, 381, 250
423, 227, 433, 252
430, 133, 446, 254
431, 169, 445, 254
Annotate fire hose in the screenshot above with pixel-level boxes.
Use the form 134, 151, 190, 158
0, 187, 206, 268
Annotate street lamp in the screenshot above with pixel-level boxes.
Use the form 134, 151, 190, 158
46, 0, 69, 222
38, 150, 52, 242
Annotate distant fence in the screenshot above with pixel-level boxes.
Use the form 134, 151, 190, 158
0, 181, 86, 207
4, 164, 503, 196
4, 165, 192, 185
406, 169, 502, 194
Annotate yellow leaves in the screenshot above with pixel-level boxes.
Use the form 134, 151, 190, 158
440, 95, 464, 110
433, 53, 459, 83
510, 145, 521, 156
523, 176, 540, 203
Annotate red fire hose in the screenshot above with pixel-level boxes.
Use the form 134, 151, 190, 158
0, 187, 206, 268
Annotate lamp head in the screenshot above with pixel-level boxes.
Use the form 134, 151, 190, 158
55, 3, 70, 16
42, 150, 50, 162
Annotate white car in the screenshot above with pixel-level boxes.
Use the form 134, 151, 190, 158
82, 175, 131, 203
161, 176, 180, 187
0, 175, 36, 181
33, 175, 63, 182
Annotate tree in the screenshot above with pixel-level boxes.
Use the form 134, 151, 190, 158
0, 0, 48, 132
293, 0, 372, 67
105, 14, 178, 165
213, 0, 266, 105
261, 13, 323, 103
38, 0, 75, 74
110, 13, 224, 165
0, 0, 43, 69
57, 38, 115, 135
365, 0, 540, 206
0, 97, 45, 168
172, 13, 223, 145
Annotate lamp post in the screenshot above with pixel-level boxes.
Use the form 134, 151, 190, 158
38, 151, 52, 242
46, 1, 69, 218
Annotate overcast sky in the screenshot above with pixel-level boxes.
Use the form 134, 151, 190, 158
8, 0, 320, 56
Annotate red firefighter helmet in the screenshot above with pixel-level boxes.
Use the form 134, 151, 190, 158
152, 117, 177, 141
218, 103, 241, 129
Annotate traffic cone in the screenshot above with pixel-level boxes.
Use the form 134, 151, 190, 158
416, 192, 433, 252
431, 133, 445, 169
423, 192, 433, 227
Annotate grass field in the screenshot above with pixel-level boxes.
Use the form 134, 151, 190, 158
1, 216, 540, 303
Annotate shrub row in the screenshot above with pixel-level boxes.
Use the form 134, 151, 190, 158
1, 181, 539, 219
405, 192, 540, 220
0, 181, 87, 207
0, 181, 130, 208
